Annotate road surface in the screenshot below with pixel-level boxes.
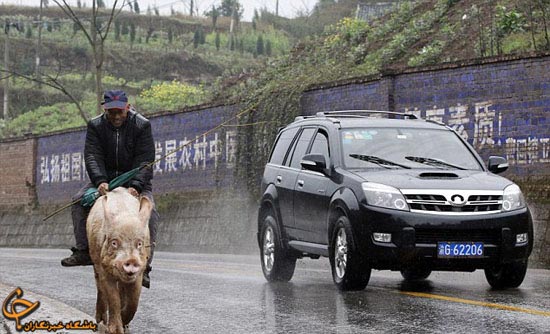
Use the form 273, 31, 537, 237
0, 248, 549, 333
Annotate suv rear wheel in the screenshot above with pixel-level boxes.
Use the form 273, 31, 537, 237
484, 261, 528, 289
260, 215, 296, 282
330, 216, 371, 291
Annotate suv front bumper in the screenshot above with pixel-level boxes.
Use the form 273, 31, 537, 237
353, 205, 533, 271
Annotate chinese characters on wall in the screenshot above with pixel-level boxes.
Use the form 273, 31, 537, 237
38, 131, 238, 184
405, 101, 549, 165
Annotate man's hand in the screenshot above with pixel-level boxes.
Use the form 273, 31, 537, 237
98, 183, 109, 196
128, 187, 139, 198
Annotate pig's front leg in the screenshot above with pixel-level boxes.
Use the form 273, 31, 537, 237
120, 279, 142, 325
93, 265, 108, 324
103, 277, 124, 334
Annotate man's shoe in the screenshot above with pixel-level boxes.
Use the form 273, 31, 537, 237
142, 266, 151, 289
61, 247, 93, 267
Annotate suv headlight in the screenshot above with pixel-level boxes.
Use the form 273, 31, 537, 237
502, 184, 525, 211
362, 182, 409, 211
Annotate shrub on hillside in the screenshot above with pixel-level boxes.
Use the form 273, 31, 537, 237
136, 81, 207, 113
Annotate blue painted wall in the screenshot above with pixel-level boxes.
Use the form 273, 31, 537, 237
36, 105, 239, 204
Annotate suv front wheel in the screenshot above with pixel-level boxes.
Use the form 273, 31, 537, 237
484, 260, 528, 289
260, 215, 297, 282
400, 268, 432, 281
330, 216, 371, 291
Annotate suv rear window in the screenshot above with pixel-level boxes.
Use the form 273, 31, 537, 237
289, 128, 316, 169
269, 127, 299, 165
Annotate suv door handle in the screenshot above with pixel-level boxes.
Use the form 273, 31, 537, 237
297, 180, 304, 187
276, 176, 282, 184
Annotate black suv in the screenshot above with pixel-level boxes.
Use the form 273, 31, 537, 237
257, 111, 533, 290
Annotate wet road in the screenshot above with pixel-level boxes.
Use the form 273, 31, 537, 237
0, 248, 549, 333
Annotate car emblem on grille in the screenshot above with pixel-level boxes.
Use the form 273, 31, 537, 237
450, 194, 466, 206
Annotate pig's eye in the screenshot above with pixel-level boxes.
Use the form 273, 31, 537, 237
111, 240, 119, 248
137, 241, 143, 249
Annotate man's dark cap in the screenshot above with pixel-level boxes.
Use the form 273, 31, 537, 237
102, 90, 128, 109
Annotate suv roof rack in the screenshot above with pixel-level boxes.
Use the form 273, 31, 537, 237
318, 110, 418, 119
293, 110, 419, 123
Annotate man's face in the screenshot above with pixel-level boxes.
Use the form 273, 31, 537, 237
106, 107, 128, 128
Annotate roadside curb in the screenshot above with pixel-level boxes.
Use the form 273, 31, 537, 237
0, 283, 96, 333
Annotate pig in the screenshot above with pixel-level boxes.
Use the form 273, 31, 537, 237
86, 187, 153, 334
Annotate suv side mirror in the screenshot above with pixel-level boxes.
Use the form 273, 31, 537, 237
301, 154, 329, 175
487, 156, 508, 174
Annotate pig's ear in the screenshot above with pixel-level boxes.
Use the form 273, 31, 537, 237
139, 196, 153, 227
102, 195, 116, 223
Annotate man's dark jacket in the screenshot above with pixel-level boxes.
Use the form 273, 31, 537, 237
84, 108, 155, 193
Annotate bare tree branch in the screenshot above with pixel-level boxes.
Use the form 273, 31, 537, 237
51, 0, 126, 114
0, 69, 90, 123
52, 0, 94, 46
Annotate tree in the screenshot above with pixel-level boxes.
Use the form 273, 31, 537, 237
77, 0, 81, 8
53, 0, 126, 114
121, 21, 129, 35
114, 20, 121, 40
215, 31, 220, 50
154, 6, 160, 16
219, 0, 243, 18
47, 22, 53, 32
72, 21, 79, 36
239, 38, 244, 54
193, 29, 200, 48
256, 35, 264, 55
134, 0, 140, 14
146, 25, 154, 43
168, 27, 173, 44
199, 29, 206, 44
97, 0, 105, 8
25, 25, 33, 39
230, 35, 235, 51
210, 5, 219, 29
130, 23, 136, 45
265, 39, 272, 56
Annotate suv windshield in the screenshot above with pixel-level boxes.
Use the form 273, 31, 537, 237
341, 127, 482, 170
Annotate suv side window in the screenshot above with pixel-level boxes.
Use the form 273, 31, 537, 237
269, 127, 299, 166
309, 130, 330, 165
289, 128, 316, 169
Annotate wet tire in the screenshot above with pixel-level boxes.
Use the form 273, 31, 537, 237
484, 261, 528, 289
260, 215, 296, 282
329, 216, 371, 291
400, 268, 432, 281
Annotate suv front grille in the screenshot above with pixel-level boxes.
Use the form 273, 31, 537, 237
402, 190, 503, 215
415, 229, 500, 244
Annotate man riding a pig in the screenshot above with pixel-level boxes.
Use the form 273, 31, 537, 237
61, 90, 159, 289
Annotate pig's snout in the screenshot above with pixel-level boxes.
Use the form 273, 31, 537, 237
122, 259, 141, 276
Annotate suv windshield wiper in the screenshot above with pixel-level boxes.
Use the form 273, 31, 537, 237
349, 154, 411, 169
405, 156, 467, 170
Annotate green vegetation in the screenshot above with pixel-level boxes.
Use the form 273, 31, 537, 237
1, 0, 550, 142
137, 81, 208, 113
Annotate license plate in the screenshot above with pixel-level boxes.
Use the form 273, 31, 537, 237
437, 242, 483, 258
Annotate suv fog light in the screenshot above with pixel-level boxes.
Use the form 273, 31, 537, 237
373, 233, 392, 243
516, 233, 528, 246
